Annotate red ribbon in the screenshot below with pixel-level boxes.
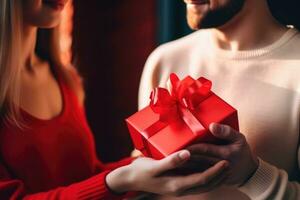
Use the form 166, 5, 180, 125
143, 73, 212, 139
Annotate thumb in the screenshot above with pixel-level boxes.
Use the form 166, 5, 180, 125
155, 150, 190, 173
209, 123, 238, 142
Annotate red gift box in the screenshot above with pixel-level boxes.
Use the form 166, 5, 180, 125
126, 73, 239, 159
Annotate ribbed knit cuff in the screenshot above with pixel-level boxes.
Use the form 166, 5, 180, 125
238, 158, 279, 199
70, 170, 122, 200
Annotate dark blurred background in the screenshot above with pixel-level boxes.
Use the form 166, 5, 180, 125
69, 0, 192, 162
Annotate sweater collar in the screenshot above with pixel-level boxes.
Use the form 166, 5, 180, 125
207, 27, 298, 60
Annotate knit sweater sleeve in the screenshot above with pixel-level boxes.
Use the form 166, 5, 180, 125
238, 158, 300, 199
238, 105, 300, 200
0, 163, 123, 200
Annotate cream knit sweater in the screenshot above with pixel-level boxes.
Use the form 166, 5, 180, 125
138, 28, 300, 200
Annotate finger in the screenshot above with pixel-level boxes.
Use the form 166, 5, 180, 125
174, 155, 223, 176
190, 154, 222, 164
159, 155, 220, 176
154, 150, 191, 173
188, 143, 230, 159
181, 169, 228, 196
177, 160, 228, 189
209, 123, 240, 142
131, 149, 143, 157
183, 170, 228, 195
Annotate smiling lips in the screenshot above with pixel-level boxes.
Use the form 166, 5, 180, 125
43, 0, 67, 10
184, 0, 209, 5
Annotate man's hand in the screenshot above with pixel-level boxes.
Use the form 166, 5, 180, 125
187, 123, 259, 186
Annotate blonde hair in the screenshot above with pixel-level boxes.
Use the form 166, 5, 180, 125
0, 0, 65, 126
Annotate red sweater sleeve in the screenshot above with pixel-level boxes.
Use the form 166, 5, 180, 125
0, 163, 123, 200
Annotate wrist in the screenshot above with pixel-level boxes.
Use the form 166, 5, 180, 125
238, 158, 279, 199
105, 165, 132, 194
249, 156, 259, 178
240, 156, 259, 186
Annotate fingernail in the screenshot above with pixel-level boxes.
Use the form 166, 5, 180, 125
179, 150, 190, 160
222, 161, 229, 168
210, 123, 221, 134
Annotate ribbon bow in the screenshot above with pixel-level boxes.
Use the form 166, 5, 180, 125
150, 73, 212, 123
142, 73, 212, 141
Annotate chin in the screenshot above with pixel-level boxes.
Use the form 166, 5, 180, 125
187, 19, 200, 30
23, 10, 63, 29
38, 18, 61, 28
23, 1, 65, 28
187, 15, 203, 30
27, 17, 61, 29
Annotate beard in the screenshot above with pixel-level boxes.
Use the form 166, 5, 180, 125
187, 0, 246, 30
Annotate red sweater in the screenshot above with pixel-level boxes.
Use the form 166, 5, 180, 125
0, 76, 134, 200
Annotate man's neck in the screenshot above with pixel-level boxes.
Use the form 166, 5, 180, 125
210, 0, 289, 51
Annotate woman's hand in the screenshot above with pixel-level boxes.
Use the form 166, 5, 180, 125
187, 123, 259, 186
106, 150, 229, 197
